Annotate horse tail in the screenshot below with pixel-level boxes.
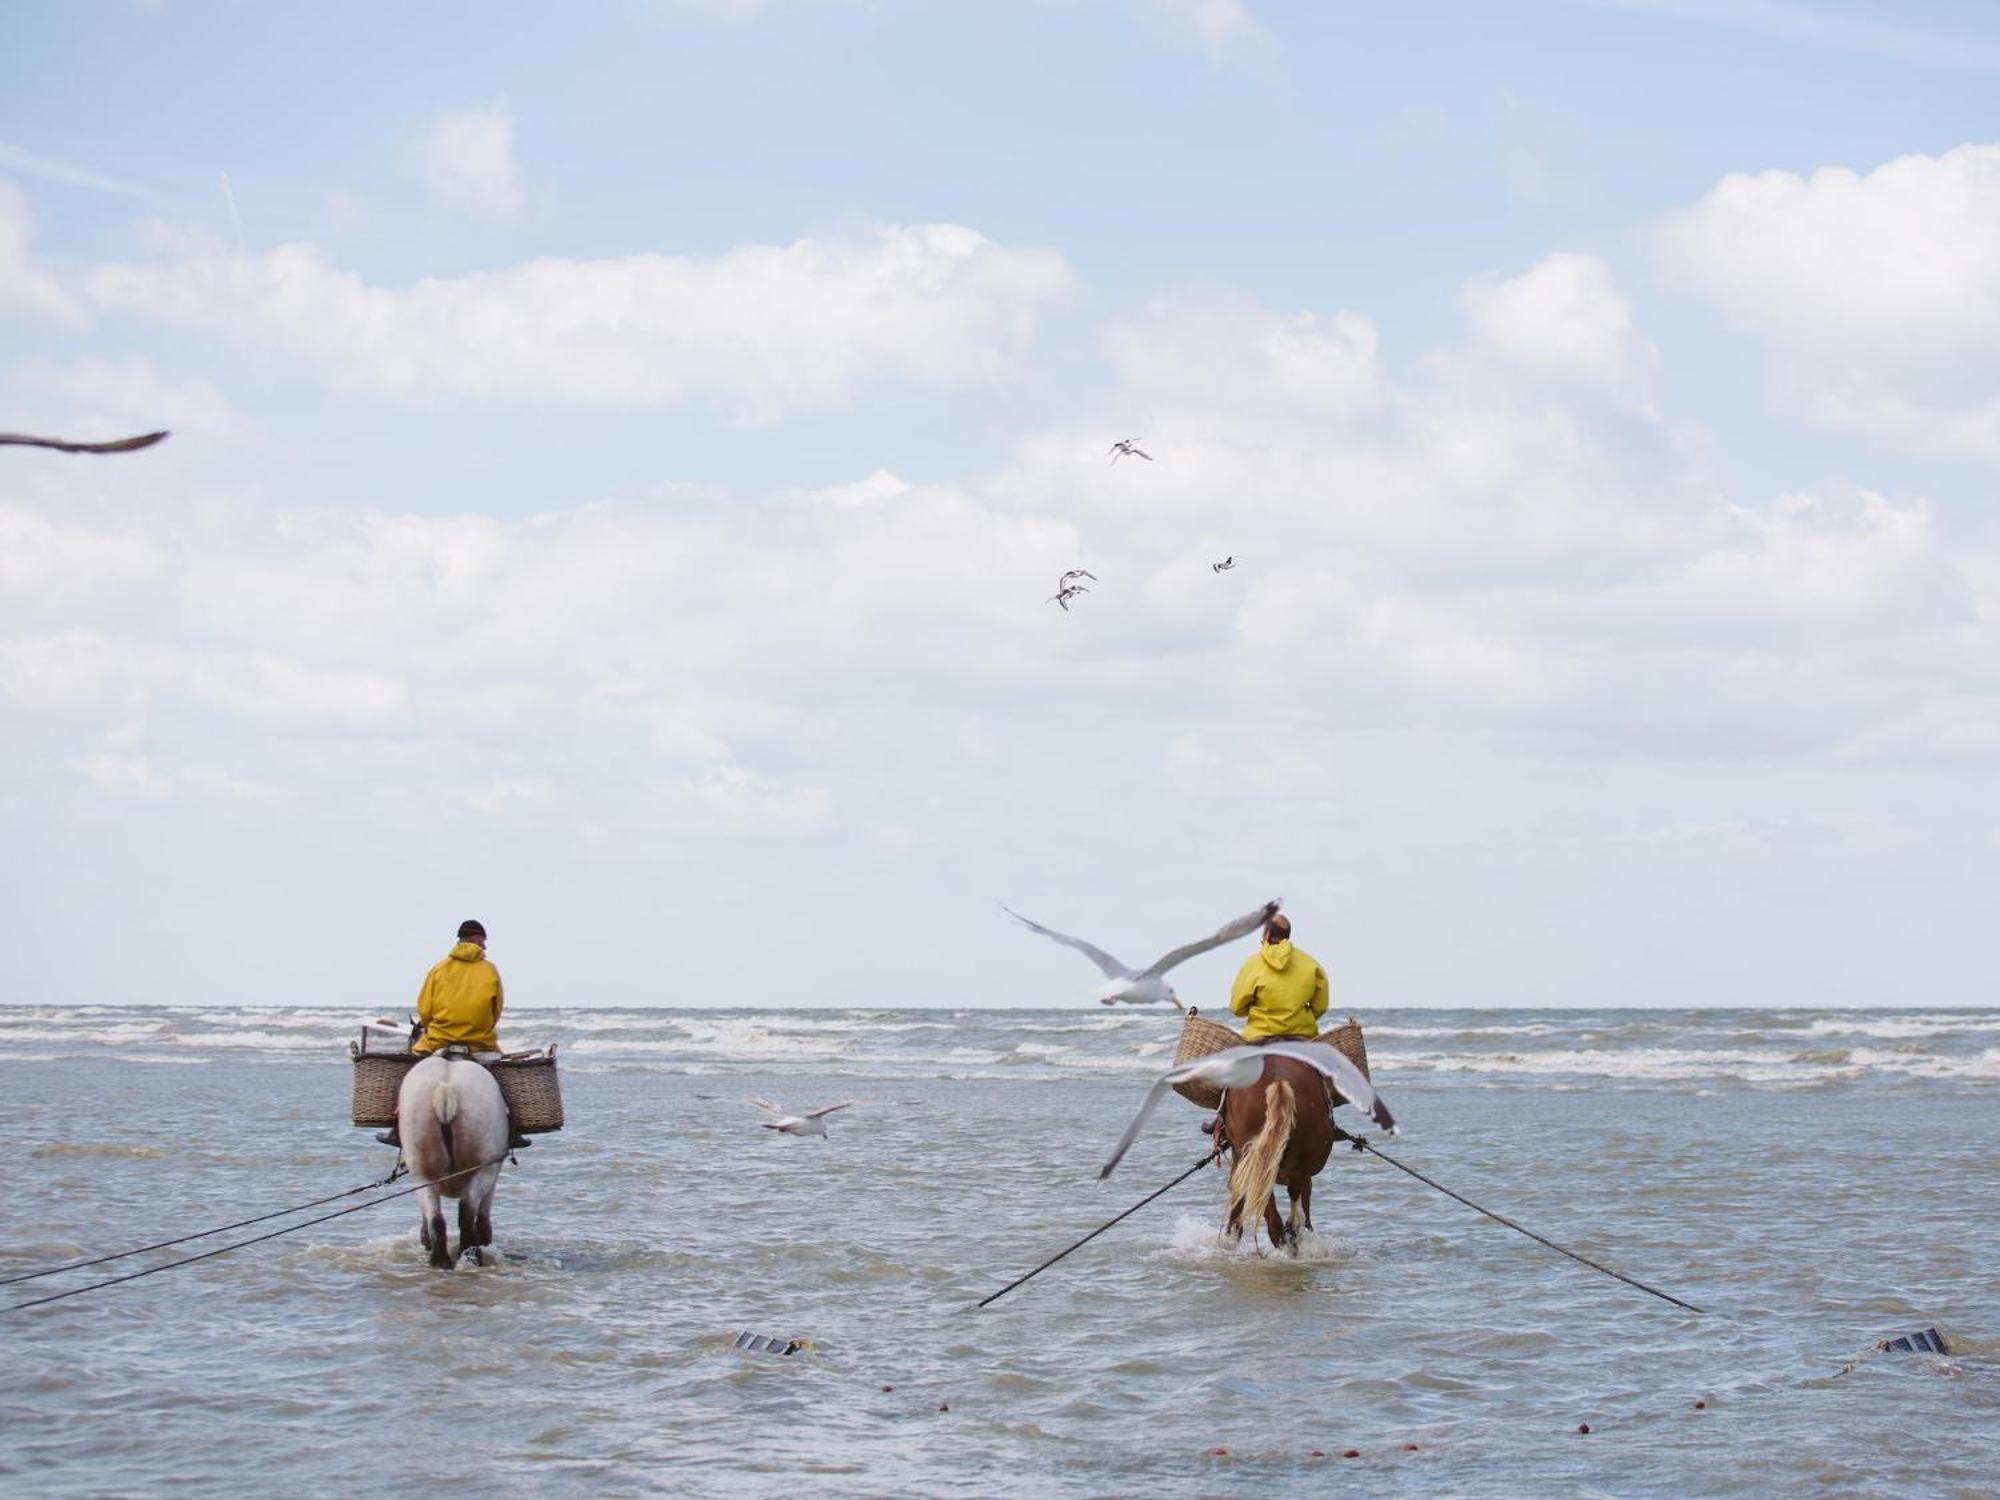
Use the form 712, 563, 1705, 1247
432, 1070, 460, 1177
1228, 1079, 1295, 1248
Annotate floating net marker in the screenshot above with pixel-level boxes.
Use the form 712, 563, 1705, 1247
1878, 1328, 1949, 1355
733, 1332, 811, 1356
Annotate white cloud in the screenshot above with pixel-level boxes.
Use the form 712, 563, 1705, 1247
1462, 252, 1653, 392
1137, 0, 1268, 58
1660, 142, 2000, 460
403, 102, 524, 221
0, 182, 82, 324
8, 243, 2000, 872
71, 220, 1074, 420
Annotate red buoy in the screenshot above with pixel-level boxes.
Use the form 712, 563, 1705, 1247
1577, 1423, 1592, 1434
1343, 1449, 1361, 1458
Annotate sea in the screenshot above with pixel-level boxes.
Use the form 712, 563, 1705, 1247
2, 1004, 1996, 1497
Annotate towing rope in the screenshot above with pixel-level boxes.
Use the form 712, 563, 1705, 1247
4, 1152, 513, 1315
0, 1162, 409, 1288
1357, 1139, 1705, 1314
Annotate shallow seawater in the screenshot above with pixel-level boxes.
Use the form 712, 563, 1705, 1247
2, 1006, 1996, 1497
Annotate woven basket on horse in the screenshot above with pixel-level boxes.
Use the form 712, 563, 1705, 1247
490, 1049, 564, 1133
1168, 1009, 1371, 1110
347, 1037, 564, 1133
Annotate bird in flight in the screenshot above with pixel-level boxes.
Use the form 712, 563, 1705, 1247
1211, 556, 1237, 573
733, 1097, 867, 1138
0, 430, 170, 455
1001, 898, 1280, 1008
1048, 568, 1097, 612
1108, 439, 1152, 464
1099, 1041, 1397, 1179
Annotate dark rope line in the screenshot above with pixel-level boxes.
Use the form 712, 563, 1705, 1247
0, 1163, 409, 1287
5, 1152, 513, 1315
974, 1151, 1216, 1310
1358, 1141, 1704, 1315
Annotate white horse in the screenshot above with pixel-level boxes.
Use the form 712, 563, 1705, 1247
396, 1053, 509, 1268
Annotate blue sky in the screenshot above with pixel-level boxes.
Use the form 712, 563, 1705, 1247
5, 0, 2000, 1010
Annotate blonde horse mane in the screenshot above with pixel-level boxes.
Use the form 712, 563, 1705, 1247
1226, 1078, 1295, 1249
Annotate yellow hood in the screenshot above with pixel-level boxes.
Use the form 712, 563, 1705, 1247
447, 941, 487, 963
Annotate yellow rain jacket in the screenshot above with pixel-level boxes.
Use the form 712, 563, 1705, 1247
1229, 939, 1329, 1041
413, 941, 504, 1056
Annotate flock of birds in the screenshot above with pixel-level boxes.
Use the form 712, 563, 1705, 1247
1047, 440, 1237, 613
6, 427, 1255, 619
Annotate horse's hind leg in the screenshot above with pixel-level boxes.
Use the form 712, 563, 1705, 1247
1289, 1177, 1314, 1237
417, 1186, 452, 1268
1262, 1194, 1289, 1251
458, 1197, 481, 1265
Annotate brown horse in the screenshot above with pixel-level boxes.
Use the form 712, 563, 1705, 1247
1219, 1053, 1335, 1250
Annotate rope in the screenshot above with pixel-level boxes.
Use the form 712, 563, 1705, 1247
0, 1162, 409, 1288
4, 1151, 513, 1315
973, 1151, 1213, 1311
1358, 1140, 1704, 1314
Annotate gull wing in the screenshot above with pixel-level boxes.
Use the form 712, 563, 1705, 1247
1098, 1077, 1178, 1179
0, 430, 169, 454
803, 1101, 863, 1119
1002, 905, 1133, 979
1261, 1042, 1397, 1134
1138, 898, 1282, 979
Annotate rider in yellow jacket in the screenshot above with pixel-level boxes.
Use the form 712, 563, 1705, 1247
414, 927, 505, 1056
377, 920, 528, 1148
1228, 912, 1329, 1040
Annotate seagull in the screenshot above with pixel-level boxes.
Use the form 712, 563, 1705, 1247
1211, 556, 1237, 573
1108, 439, 1152, 464
1048, 569, 1097, 612
742, 1096, 865, 1138
0, 430, 170, 455
1002, 898, 1280, 1008
1100, 1041, 1398, 1179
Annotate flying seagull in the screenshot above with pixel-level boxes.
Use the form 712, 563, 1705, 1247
1002, 898, 1280, 1008
1048, 569, 1097, 612
1108, 439, 1152, 464
0, 430, 170, 455
1099, 1041, 1398, 1179
1211, 556, 1237, 573
741, 1096, 866, 1138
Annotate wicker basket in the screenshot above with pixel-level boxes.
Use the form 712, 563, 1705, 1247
346, 1043, 563, 1133
491, 1049, 564, 1134
349, 1046, 417, 1126
1169, 1009, 1370, 1109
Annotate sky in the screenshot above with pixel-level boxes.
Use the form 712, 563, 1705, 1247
4, 0, 1999, 1011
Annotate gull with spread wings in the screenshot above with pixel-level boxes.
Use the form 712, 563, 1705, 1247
699, 1096, 871, 1137
1099, 1042, 1397, 1179
1002, 898, 1280, 1008
1, 430, 169, 454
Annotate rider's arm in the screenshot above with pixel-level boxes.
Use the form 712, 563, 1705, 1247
1311, 964, 1329, 1021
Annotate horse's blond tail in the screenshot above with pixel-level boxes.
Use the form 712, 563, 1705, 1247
432, 1077, 460, 1177
1227, 1079, 1295, 1248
